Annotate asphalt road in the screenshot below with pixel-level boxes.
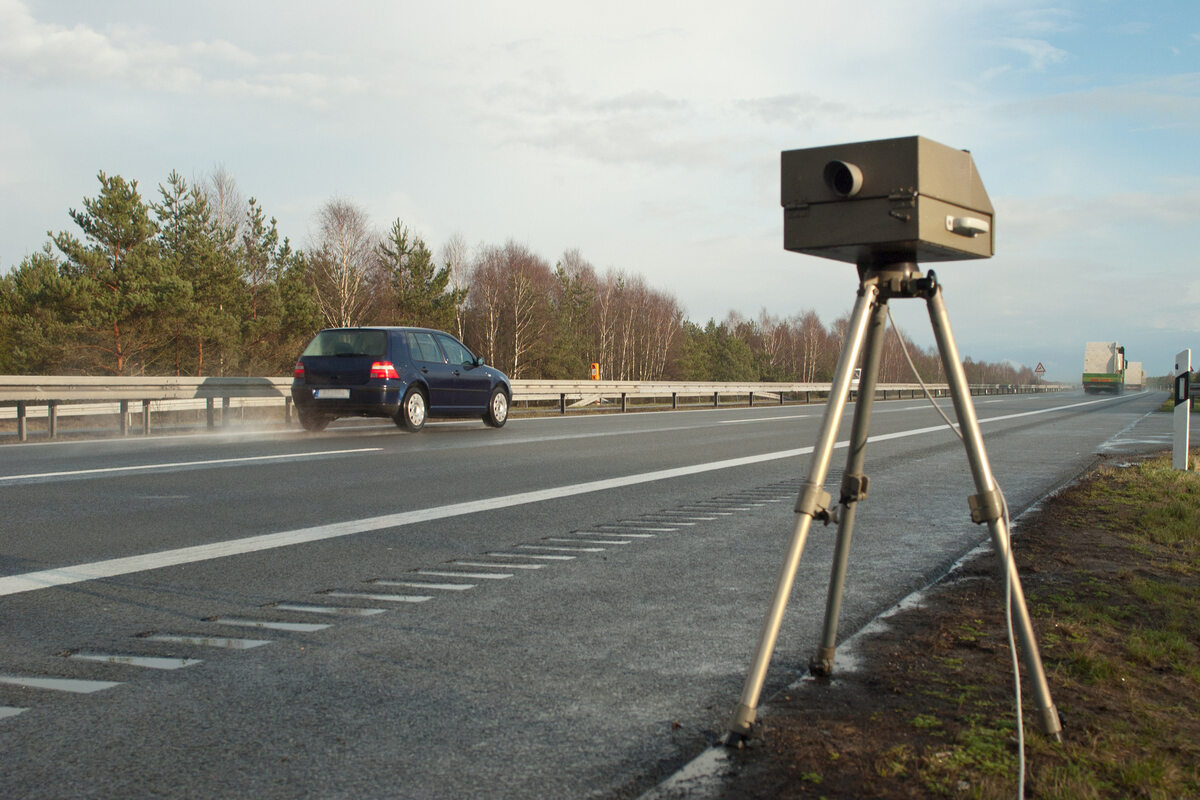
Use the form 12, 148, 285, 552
0, 389, 1169, 799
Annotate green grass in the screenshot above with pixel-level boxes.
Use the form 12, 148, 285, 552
911, 452, 1200, 798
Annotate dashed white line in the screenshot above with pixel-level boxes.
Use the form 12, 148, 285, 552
0, 674, 121, 693
416, 570, 512, 580
67, 653, 202, 670
372, 580, 476, 591
322, 591, 433, 603
207, 618, 331, 632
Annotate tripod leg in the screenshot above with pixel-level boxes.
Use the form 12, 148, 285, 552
811, 299, 888, 676
728, 282, 880, 741
925, 281, 1063, 741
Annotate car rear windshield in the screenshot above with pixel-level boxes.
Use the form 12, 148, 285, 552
302, 329, 388, 357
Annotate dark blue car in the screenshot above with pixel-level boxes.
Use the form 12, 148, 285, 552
291, 327, 511, 432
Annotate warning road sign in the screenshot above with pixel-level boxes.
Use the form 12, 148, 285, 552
1034, 362, 1046, 375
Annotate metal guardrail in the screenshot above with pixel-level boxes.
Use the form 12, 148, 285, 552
0, 375, 1068, 442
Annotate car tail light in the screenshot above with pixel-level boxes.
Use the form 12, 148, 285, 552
370, 361, 399, 380
293, 361, 305, 379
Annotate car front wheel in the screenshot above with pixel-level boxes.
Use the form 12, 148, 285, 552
484, 388, 509, 428
396, 386, 427, 432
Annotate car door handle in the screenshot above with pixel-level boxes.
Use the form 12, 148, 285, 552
421, 367, 429, 374
453, 370, 461, 376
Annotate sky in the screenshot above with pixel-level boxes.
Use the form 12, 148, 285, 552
1, 0, 1197, 382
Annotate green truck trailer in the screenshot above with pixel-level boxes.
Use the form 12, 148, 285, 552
1082, 341, 1126, 394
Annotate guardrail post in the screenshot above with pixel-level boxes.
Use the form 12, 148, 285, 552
672, 392, 678, 410
621, 393, 628, 413
560, 393, 566, 415
143, 400, 152, 435
17, 401, 27, 442
206, 398, 215, 429
222, 397, 231, 427
749, 392, 755, 407
284, 397, 292, 425
713, 391, 720, 408
48, 401, 58, 439
119, 400, 129, 436
779, 391, 785, 406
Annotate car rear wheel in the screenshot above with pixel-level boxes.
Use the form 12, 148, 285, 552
298, 407, 331, 432
396, 386, 427, 432
484, 388, 509, 428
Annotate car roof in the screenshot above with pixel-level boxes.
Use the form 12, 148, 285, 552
316, 326, 452, 335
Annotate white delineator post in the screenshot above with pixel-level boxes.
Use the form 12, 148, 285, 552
1174, 349, 1191, 471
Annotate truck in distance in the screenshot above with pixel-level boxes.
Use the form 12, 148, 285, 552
1082, 341, 1126, 394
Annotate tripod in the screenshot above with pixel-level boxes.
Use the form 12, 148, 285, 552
728, 261, 1062, 743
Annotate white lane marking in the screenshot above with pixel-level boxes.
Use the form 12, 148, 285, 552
323, 591, 433, 603
371, 580, 476, 591
141, 634, 271, 650
547, 537, 631, 546
0, 674, 121, 693
486, 552, 575, 561
518, 545, 605, 553
271, 603, 386, 616
1, 706, 26, 720
67, 653, 202, 670
721, 414, 814, 425
0, 392, 1139, 598
0, 448, 381, 485
453, 560, 544, 570
206, 618, 331, 632
416, 570, 512, 580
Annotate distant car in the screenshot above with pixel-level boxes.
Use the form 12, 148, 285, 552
291, 327, 511, 432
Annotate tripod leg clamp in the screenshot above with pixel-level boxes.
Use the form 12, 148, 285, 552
840, 473, 869, 504
968, 488, 1004, 524
795, 483, 833, 524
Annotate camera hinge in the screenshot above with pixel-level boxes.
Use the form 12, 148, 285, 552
888, 189, 917, 222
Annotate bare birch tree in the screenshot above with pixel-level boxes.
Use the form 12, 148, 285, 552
439, 232, 471, 341
307, 199, 379, 328
204, 165, 244, 251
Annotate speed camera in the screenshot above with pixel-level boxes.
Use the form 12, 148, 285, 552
781, 135, 994, 266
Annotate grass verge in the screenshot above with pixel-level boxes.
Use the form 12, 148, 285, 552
724, 450, 1200, 799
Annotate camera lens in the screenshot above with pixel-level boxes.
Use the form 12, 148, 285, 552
823, 160, 863, 198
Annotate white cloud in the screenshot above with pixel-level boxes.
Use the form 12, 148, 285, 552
0, 0, 364, 107
1012, 75, 1200, 129
995, 37, 1070, 71
1012, 7, 1077, 35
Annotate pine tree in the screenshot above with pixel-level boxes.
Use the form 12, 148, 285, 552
239, 198, 321, 374
377, 219, 464, 331
154, 171, 243, 375
50, 171, 188, 374
0, 246, 79, 373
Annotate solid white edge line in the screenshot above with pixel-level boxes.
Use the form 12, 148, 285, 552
0, 392, 1137, 598
0, 448, 382, 483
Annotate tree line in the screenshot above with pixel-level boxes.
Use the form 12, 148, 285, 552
0, 169, 1037, 385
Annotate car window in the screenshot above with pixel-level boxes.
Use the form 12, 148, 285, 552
435, 334, 476, 367
302, 329, 388, 357
406, 332, 446, 364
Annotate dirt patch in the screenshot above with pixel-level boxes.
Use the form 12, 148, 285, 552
720, 452, 1200, 799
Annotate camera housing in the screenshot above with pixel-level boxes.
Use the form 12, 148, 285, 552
781, 136, 993, 266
